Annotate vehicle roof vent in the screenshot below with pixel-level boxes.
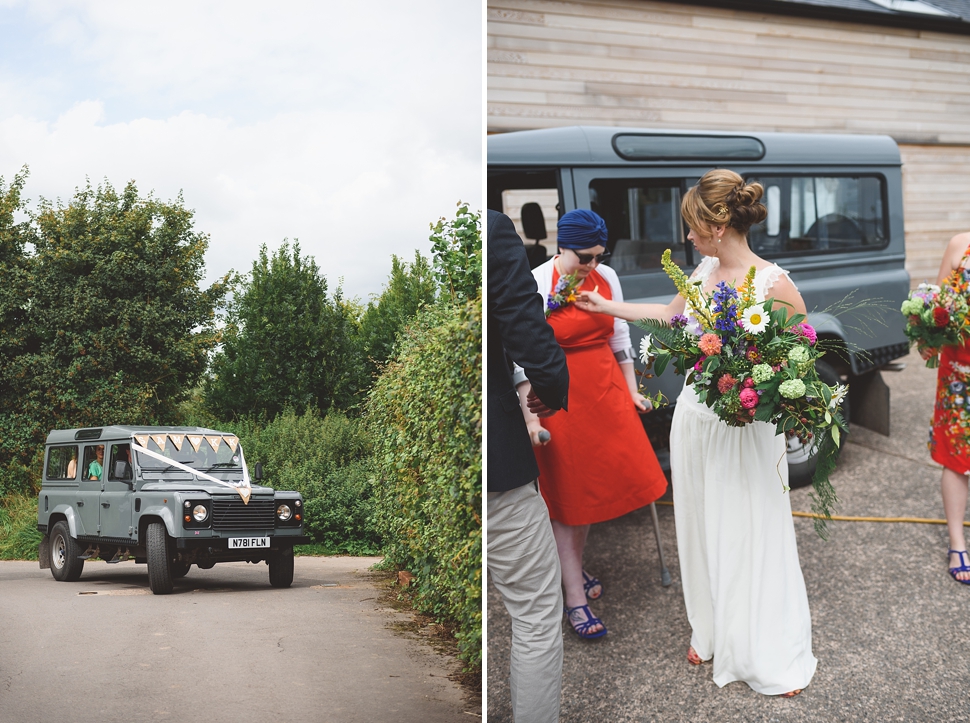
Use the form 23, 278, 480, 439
613, 134, 765, 162
75, 428, 103, 440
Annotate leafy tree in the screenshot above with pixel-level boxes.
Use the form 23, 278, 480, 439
204, 241, 363, 420
0, 178, 227, 493
429, 201, 481, 305
0, 170, 35, 493
358, 250, 436, 381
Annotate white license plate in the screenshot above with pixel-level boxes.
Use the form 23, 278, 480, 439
228, 537, 270, 549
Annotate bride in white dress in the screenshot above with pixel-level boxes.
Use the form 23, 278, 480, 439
576, 169, 817, 697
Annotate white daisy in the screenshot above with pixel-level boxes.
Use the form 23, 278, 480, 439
829, 383, 848, 410
639, 334, 654, 364
740, 304, 769, 334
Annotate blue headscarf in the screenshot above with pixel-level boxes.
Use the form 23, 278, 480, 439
557, 209, 608, 249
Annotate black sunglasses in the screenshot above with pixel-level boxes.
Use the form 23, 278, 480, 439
568, 249, 611, 265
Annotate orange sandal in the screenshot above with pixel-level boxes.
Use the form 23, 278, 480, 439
687, 646, 707, 665
779, 689, 803, 698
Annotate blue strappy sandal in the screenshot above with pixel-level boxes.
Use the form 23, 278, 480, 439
582, 570, 603, 600
564, 604, 608, 639
948, 549, 970, 585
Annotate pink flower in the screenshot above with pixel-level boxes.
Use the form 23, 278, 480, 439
746, 347, 762, 363
797, 323, 817, 345
740, 387, 759, 409
717, 373, 738, 394
698, 333, 722, 356
742, 377, 756, 389
693, 357, 706, 372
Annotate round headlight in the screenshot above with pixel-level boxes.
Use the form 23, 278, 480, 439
192, 504, 208, 522
277, 504, 292, 521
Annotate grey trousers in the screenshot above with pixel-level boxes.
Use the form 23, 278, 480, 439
487, 483, 563, 723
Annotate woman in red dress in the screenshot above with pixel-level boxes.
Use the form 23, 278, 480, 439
514, 209, 668, 637
925, 231, 970, 585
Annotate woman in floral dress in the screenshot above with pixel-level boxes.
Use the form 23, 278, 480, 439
925, 231, 970, 584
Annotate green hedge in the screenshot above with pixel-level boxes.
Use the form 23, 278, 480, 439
222, 409, 381, 555
368, 296, 482, 670
0, 492, 41, 560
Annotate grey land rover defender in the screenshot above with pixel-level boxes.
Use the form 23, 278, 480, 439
37, 426, 308, 594
489, 126, 912, 486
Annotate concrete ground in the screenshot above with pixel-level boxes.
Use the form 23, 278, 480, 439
0, 555, 474, 723
487, 349, 970, 722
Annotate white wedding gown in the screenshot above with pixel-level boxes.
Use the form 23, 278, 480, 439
669, 256, 817, 695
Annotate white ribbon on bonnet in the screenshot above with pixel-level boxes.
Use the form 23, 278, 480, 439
131, 442, 253, 504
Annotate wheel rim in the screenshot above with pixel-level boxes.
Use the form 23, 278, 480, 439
52, 533, 66, 570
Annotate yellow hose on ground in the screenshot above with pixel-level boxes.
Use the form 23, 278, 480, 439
654, 500, 970, 526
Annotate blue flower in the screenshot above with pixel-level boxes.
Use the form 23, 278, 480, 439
950, 381, 965, 394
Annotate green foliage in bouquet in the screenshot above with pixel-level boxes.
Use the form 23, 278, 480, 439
636, 250, 846, 538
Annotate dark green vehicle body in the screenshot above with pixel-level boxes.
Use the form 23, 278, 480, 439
489, 127, 911, 483
37, 425, 308, 593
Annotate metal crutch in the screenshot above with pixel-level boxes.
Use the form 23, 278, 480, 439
649, 501, 672, 587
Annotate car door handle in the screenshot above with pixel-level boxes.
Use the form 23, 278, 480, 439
77, 501, 84, 507
101, 502, 110, 508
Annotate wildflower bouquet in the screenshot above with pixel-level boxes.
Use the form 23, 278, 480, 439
901, 273, 970, 368
637, 250, 846, 536
546, 272, 583, 316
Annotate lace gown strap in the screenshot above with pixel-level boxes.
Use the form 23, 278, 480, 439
755, 264, 797, 301
690, 256, 719, 284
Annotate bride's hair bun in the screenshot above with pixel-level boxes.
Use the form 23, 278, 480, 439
682, 169, 767, 236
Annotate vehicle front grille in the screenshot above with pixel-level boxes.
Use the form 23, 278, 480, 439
211, 498, 276, 531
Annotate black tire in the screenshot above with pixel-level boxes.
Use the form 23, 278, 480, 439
49, 520, 84, 582
268, 546, 294, 588
170, 561, 191, 579
788, 360, 849, 489
146, 522, 174, 595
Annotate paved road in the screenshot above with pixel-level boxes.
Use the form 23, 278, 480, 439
0, 556, 470, 723
487, 350, 970, 722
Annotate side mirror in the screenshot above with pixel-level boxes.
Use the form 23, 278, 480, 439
253, 462, 263, 481
113, 460, 133, 482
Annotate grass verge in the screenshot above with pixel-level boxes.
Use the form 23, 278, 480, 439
0, 493, 41, 561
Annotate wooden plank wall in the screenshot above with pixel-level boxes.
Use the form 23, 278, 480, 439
488, 0, 970, 283
900, 145, 970, 284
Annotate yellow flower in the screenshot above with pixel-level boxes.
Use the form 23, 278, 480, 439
661, 250, 715, 327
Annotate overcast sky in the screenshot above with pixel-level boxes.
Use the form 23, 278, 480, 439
0, 0, 482, 300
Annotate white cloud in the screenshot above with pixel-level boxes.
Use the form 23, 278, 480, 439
0, 0, 482, 299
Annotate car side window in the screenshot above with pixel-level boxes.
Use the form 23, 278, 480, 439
46, 445, 79, 480
82, 445, 105, 481
588, 178, 690, 275
747, 175, 887, 257
108, 444, 132, 480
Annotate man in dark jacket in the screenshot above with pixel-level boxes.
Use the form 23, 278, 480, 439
487, 210, 569, 723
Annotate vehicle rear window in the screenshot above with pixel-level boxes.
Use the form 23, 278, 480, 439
588, 178, 690, 275
46, 446, 78, 480
747, 175, 888, 257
